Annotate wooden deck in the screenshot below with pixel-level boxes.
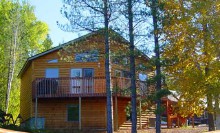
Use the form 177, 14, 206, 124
32, 77, 147, 99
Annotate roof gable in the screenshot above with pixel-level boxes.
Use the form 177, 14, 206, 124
18, 28, 149, 78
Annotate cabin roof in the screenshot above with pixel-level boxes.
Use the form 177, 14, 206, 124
18, 28, 150, 78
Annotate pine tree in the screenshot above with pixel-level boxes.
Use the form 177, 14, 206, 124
58, 0, 116, 131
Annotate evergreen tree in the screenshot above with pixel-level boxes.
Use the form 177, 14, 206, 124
58, 0, 119, 132
42, 34, 53, 51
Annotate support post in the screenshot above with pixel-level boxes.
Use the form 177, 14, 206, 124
177, 117, 180, 127
192, 116, 195, 128
139, 100, 142, 129
79, 97, 82, 130
35, 97, 38, 129
114, 95, 118, 131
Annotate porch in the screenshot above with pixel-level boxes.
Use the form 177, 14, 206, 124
32, 77, 147, 99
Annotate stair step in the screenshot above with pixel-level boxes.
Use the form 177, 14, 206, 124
119, 106, 156, 130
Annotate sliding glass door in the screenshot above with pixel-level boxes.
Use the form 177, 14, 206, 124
70, 68, 94, 94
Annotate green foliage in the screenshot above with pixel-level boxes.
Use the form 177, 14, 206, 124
143, 89, 171, 115
147, 89, 171, 102
8, 85, 20, 118
0, 0, 50, 116
42, 34, 53, 51
162, 0, 220, 121
154, 105, 165, 115
125, 101, 131, 118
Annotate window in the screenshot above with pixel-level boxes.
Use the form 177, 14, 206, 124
45, 68, 59, 78
83, 68, 94, 77
67, 105, 79, 121
139, 73, 148, 95
115, 70, 130, 78
70, 68, 94, 94
122, 71, 130, 78
75, 50, 98, 62
48, 59, 58, 63
137, 63, 147, 71
139, 73, 148, 81
113, 57, 129, 66
113, 58, 120, 64
122, 57, 128, 65
115, 70, 122, 77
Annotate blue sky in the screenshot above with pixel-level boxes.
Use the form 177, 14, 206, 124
28, 1, 154, 56
29, 0, 78, 46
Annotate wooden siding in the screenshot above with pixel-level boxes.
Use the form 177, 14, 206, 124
31, 34, 150, 79
81, 98, 106, 129
20, 33, 153, 128
32, 51, 105, 79
33, 97, 129, 130
34, 99, 79, 129
20, 64, 33, 121
113, 97, 130, 129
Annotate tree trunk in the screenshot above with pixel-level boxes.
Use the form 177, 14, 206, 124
128, 0, 137, 132
6, 25, 18, 113
151, 0, 162, 133
215, 95, 220, 130
104, 0, 113, 132
207, 93, 215, 131
203, 23, 215, 131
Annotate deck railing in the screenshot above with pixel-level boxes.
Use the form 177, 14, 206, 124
32, 77, 146, 99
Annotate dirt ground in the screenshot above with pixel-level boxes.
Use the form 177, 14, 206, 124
116, 126, 210, 133
0, 128, 27, 133
0, 126, 218, 133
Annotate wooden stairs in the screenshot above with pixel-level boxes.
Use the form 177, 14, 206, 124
119, 106, 156, 130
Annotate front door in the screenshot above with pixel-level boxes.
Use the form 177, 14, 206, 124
71, 69, 82, 93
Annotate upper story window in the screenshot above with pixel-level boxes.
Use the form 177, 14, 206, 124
45, 68, 59, 78
113, 57, 129, 66
137, 63, 147, 71
75, 50, 99, 62
122, 57, 128, 65
48, 59, 58, 63
115, 70, 130, 78
122, 71, 130, 78
113, 58, 120, 64
139, 73, 148, 81
115, 70, 122, 77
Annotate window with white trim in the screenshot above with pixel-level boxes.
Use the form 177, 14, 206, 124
45, 68, 59, 78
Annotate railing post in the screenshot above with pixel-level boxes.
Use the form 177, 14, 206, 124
114, 91, 118, 131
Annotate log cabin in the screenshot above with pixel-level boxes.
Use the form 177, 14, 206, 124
18, 29, 155, 131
